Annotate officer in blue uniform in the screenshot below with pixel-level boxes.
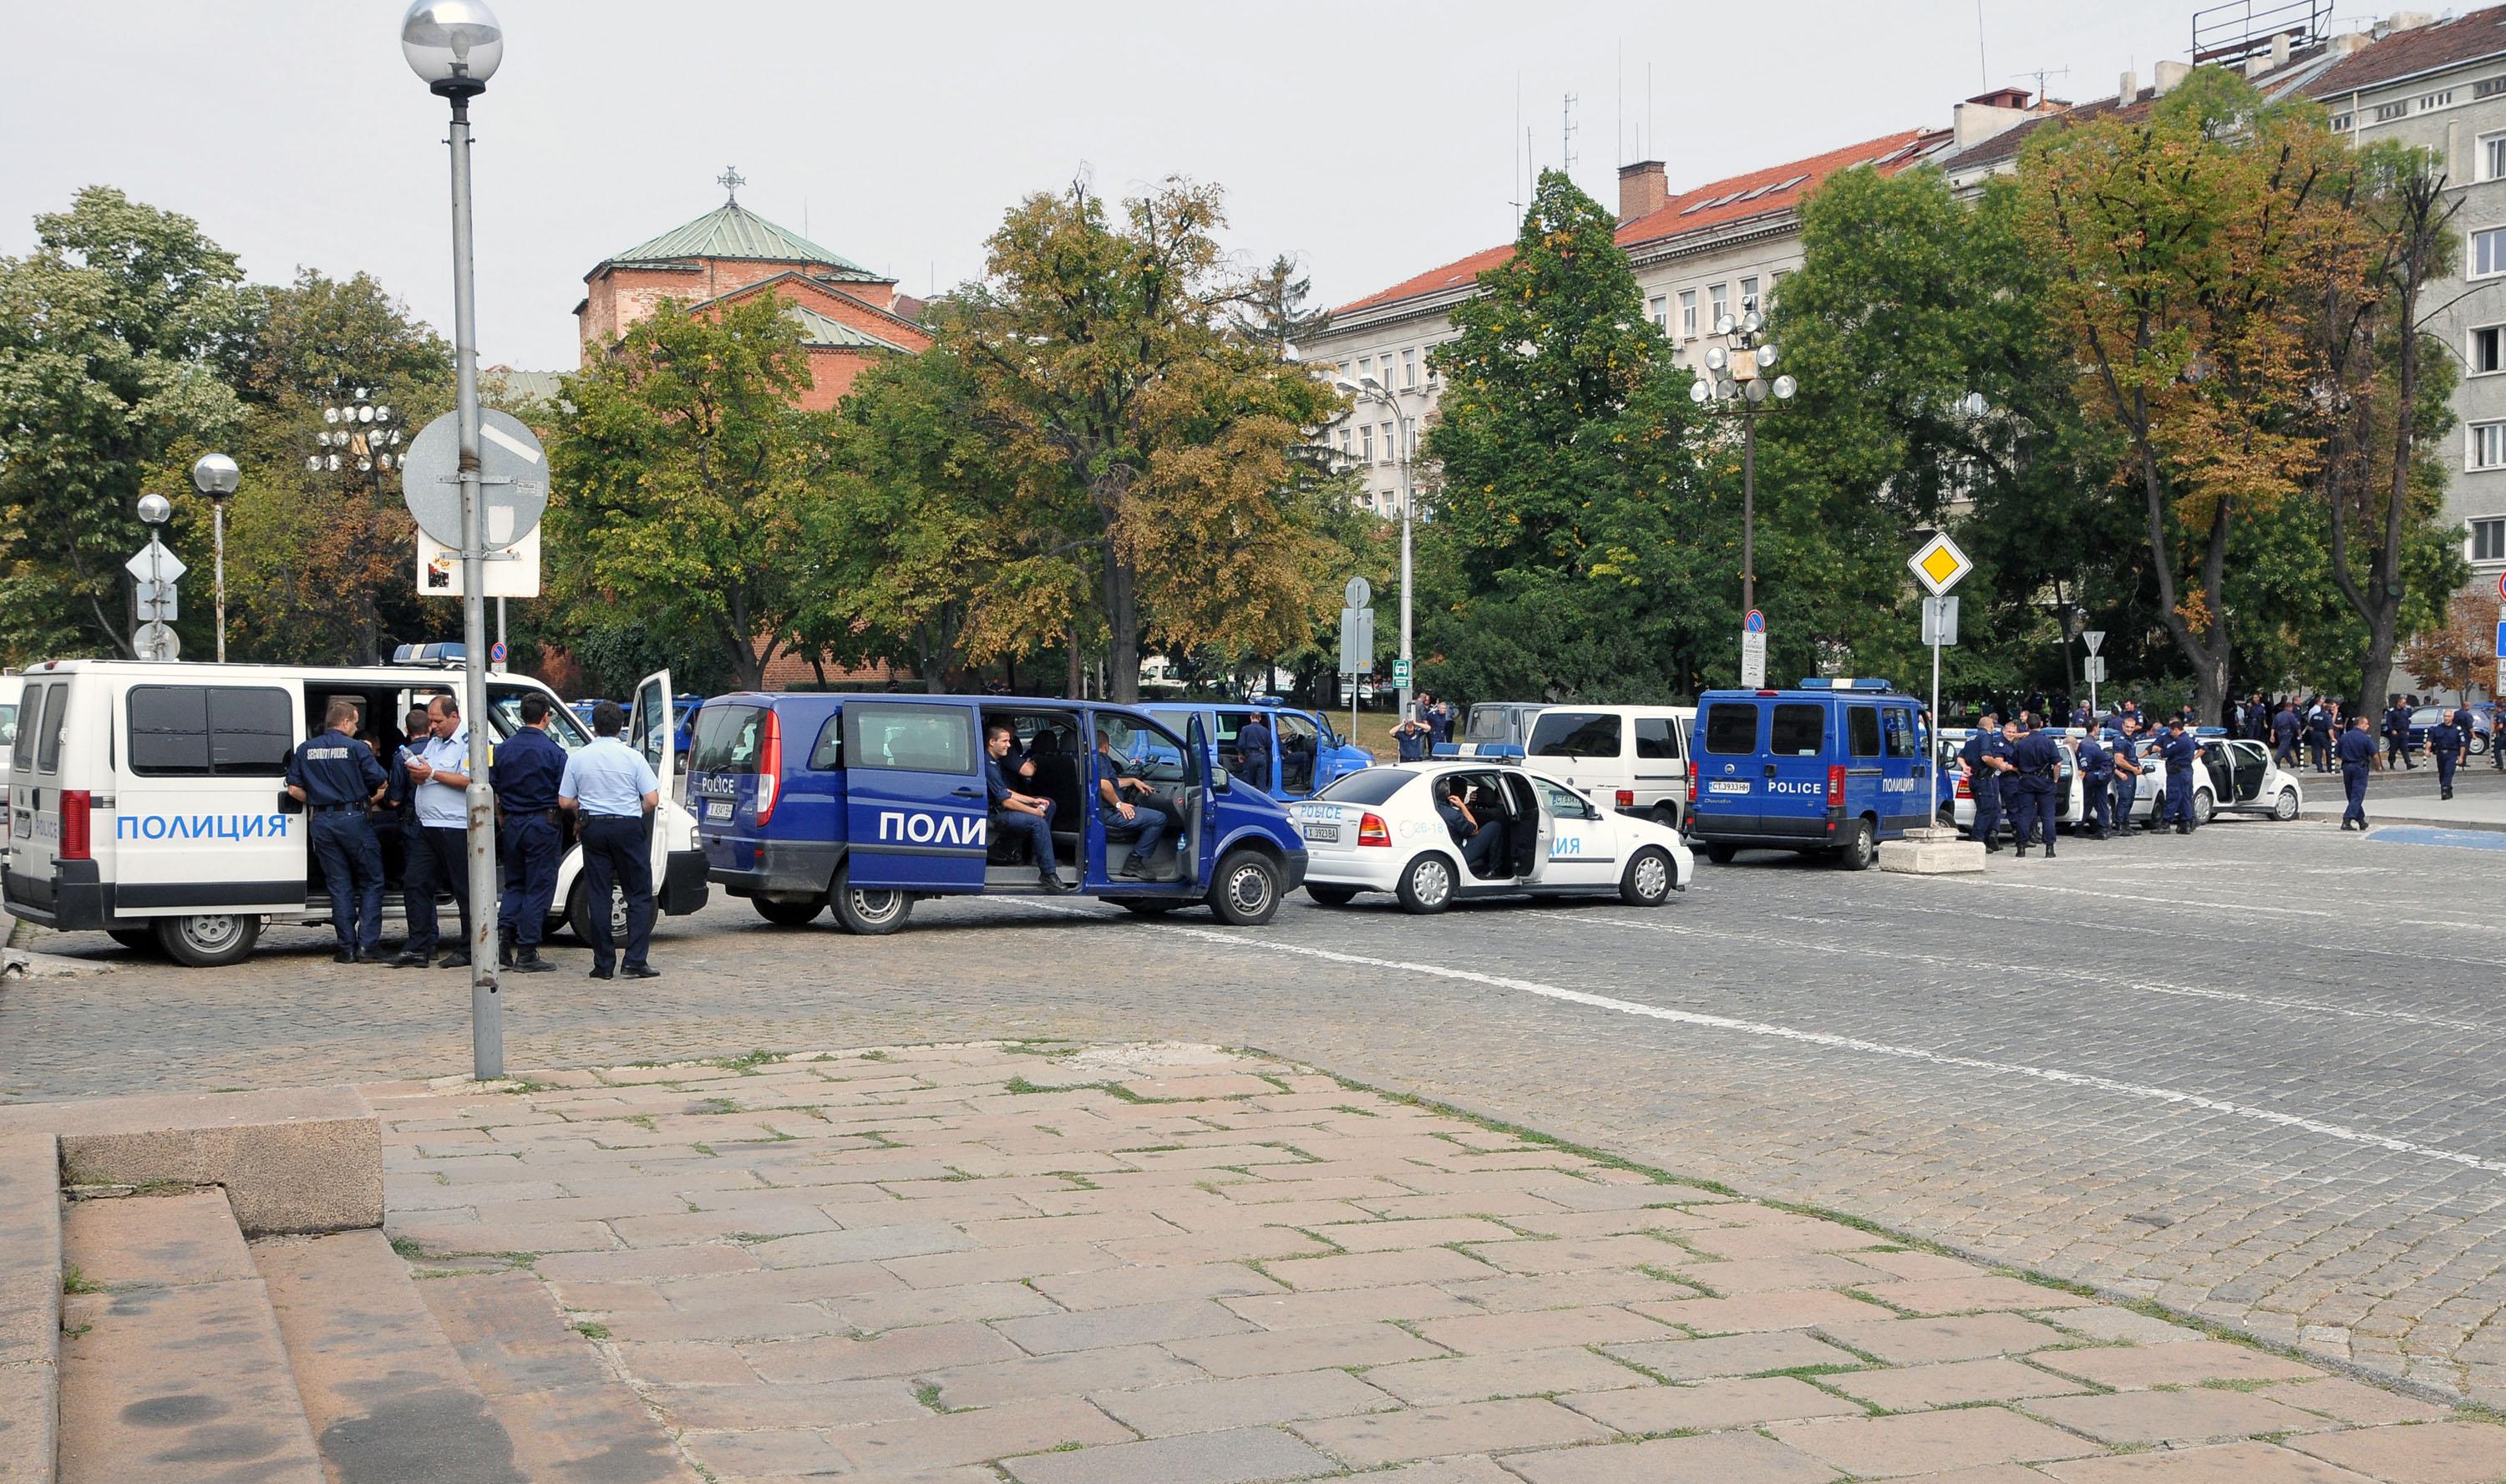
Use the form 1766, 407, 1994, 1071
2159, 718, 2200, 834
2270, 703, 2300, 767
2108, 717, 2146, 833
984, 722, 1065, 893
491, 693, 569, 974
2382, 696, 2415, 769
2009, 718, 2062, 858
1233, 712, 1274, 792
2336, 715, 2377, 828
287, 697, 389, 963
2077, 728, 2111, 840
561, 701, 665, 978
2429, 712, 2464, 801
1957, 712, 2006, 851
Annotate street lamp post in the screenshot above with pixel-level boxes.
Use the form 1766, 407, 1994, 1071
402, 0, 505, 1082
1691, 296, 1797, 620
190, 453, 240, 662
1336, 377, 1413, 722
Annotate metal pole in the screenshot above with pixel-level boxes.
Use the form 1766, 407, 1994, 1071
1930, 628, 1943, 827
445, 93, 502, 1081
1397, 401, 1414, 727
495, 597, 507, 674
212, 504, 227, 663
1742, 407, 1756, 617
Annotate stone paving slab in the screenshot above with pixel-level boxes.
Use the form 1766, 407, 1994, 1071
356, 1042, 2506, 1482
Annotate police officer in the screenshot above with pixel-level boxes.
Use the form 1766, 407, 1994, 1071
2077, 727, 2111, 840
1958, 711, 2005, 851
2382, 695, 2414, 770
2159, 717, 2200, 834
2430, 711, 2464, 802
392, 695, 477, 970
2009, 717, 2062, 858
561, 701, 663, 980
2336, 714, 2378, 829
1233, 711, 1274, 791
1389, 715, 1433, 762
2270, 701, 2300, 769
492, 693, 568, 974
2108, 716, 2146, 833
287, 697, 389, 963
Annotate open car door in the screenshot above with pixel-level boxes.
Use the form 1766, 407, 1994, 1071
1189, 712, 1219, 883
630, 669, 674, 884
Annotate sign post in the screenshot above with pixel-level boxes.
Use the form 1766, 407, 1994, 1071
1740, 609, 1768, 690
2081, 630, 2107, 717
1339, 576, 1375, 742
1907, 533, 1974, 821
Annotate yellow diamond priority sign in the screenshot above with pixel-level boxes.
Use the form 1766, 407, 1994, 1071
1908, 532, 1972, 596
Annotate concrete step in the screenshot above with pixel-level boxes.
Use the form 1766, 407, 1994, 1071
253, 1231, 525, 1484
55, 1189, 322, 1484
0, 1134, 60, 1484
416, 1269, 701, 1484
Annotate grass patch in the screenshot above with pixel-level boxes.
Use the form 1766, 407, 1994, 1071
622, 1114, 657, 1132
712, 1050, 780, 1073
60, 1321, 91, 1339
692, 1097, 740, 1116
692, 1142, 718, 1157
388, 1234, 427, 1260
60, 1264, 103, 1295
1329, 1103, 1380, 1117
858, 1050, 892, 1061
571, 1320, 611, 1340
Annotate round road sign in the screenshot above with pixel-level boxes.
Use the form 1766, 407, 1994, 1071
1343, 575, 1372, 609
401, 408, 549, 551
2496, 569, 2505, 603
1744, 609, 1766, 634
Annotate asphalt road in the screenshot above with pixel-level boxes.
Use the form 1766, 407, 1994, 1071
4, 807, 2503, 1405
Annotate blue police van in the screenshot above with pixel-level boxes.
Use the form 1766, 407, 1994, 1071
1139, 699, 1372, 801
1684, 678, 1930, 869
689, 693, 1308, 934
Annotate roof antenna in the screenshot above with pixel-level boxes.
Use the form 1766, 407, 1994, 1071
1562, 93, 1579, 175
1975, 0, 1989, 89
718, 165, 744, 205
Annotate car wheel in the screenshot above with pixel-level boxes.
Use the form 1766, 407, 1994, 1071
1208, 850, 1281, 926
1935, 803, 1956, 828
828, 864, 913, 935
1395, 853, 1456, 914
1837, 818, 1877, 872
566, 877, 632, 946
2272, 787, 2299, 822
1305, 884, 1360, 907
2196, 789, 2217, 827
153, 913, 260, 968
752, 896, 824, 926
1620, 846, 1676, 906
1705, 843, 1738, 865
106, 928, 159, 954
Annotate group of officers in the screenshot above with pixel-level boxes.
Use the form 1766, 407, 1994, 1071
282, 691, 665, 978
1956, 711, 2204, 855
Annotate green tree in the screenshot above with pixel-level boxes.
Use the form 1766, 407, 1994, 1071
0, 187, 251, 660
545, 295, 838, 691
1228, 253, 1332, 359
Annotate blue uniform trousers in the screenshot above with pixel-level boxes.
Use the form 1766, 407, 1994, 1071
991, 801, 1059, 874
1099, 799, 1174, 872
2342, 765, 2370, 826
2012, 780, 2056, 848
403, 824, 470, 956
578, 814, 654, 973
2164, 769, 2195, 828
497, 813, 561, 951
309, 809, 384, 954
2082, 778, 2108, 834
1970, 776, 2004, 842
2110, 776, 2138, 829
2436, 752, 2459, 791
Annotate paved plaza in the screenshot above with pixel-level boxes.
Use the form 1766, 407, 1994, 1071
368, 1041, 2498, 1483
7, 813, 2506, 1420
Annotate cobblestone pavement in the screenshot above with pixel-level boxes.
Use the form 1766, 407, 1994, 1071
7, 816, 2506, 1407
369, 1042, 2504, 1484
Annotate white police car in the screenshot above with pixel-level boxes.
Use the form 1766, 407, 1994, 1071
1288, 751, 1690, 913
1936, 727, 2302, 833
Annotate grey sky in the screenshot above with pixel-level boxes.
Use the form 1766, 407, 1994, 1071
8, 0, 2311, 372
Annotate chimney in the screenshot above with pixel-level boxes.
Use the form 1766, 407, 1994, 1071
2270, 30, 2293, 68
2118, 68, 2138, 105
2377, 10, 2435, 36
2154, 59, 2193, 94
2329, 32, 2371, 56
1617, 160, 1668, 223
1954, 92, 2034, 149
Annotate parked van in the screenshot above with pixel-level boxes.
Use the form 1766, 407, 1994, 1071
1138, 700, 1371, 801
1685, 679, 1929, 869
691, 692, 1308, 933
1455, 701, 1548, 755
3, 661, 706, 965
1517, 706, 1695, 828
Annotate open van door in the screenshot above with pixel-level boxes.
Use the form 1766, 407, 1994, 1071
630, 669, 674, 884
1190, 712, 1219, 882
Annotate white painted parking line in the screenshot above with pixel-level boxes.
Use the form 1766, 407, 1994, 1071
1938, 879, 2336, 917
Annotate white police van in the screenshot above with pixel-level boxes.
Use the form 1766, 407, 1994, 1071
3, 657, 705, 965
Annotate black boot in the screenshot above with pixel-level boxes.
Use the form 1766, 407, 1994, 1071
498, 929, 515, 970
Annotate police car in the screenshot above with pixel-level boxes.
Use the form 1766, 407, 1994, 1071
1289, 748, 1690, 912
1139, 699, 1372, 801
1937, 727, 2302, 832
1685, 679, 1931, 868
690, 692, 1307, 933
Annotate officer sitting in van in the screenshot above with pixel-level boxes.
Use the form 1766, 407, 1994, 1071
1094, 727, 1174, 879
1436, 775, 1507, 879
987, 722, 1067, 893
286, 697, 389, 964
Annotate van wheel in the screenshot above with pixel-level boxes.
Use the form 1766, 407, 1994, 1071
1650, 802, 1681, 830
829, 866, 913, 935
1838, 819, 1877, 871
106, 929, 159, 954
1705, 843, 1739, 865
752, 897, 824, 926
1305, 884, 1360, 907
566, 878, 631, 946
1395, 853, 1456, 914
154, 914, 260, 968
1935, 803, 1956, 828
1620, 847, 1676, 906
1209, 850, 1281, 926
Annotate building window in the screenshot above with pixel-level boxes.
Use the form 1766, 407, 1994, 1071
1739, 276, 1759, 311
2473, 326, 2505, 375
1359, 425, 1372, 463
2472, 421, 2506, 470
1710, 283, 1729, 329
2481, 77, 2506, 99
2374, 100, 2408, 122
2486, 134, 2506, 182
2330, 113, 2353, 131
1402, 349, 1417, 387
1337, 427, 1351, 454
1678, 290, 1697, 338
1648, 296, 1666, 330
1379, 421, 1394, 463
2474, 517, 2506, 562
2421, 90, 2455, 111
2476, 227, 2506, 279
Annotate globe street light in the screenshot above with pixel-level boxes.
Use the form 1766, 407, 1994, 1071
1688, 296, 1797, 621
1335, 375, 1414, 724
403, 0, 505, 1079
190, 453, 240, 662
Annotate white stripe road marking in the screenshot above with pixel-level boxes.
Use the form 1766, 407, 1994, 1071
1936, 879, 2336, 917
1110, 913, 2506, 1178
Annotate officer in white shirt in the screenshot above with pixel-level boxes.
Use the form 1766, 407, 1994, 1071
561, 700, 662, 980
390, 695, 478, 969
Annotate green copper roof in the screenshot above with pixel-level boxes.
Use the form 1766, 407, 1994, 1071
605, 201, 883, 279
785, 303, 911, 352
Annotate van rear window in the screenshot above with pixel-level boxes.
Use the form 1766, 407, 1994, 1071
1317, 769, 1414, 807
126, 686, 292, 777
12, 685, 51, 773
1770, 703, 1825, 757
1847, 707, 1881, 759
1529, 712, 1619, 758
1702, 702, 1759, 755
689, 705, 769, 774
1634, 717, 1681, 760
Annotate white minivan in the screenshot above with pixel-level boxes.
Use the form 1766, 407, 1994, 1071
1521, 706, 1695, 829
3, 659, 706, 965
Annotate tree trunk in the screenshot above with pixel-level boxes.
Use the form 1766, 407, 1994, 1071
1104, 551, 1140, 703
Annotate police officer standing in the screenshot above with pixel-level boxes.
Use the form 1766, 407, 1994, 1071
2109, 716, 2146, 833
2159, 717, 2200, 835
2010, 717, 2062, 858
392, 695, 477, 970
2430, 710, 2464, 802
2382, 695, 2415, 770
287, 698, 389, 963
1234, 711, 1274, 791
2077, 727, 2111, 840
561, 701, 662, 980
492, 693, 568, 974
2336, 714, 2378, 828
1958, 711, 2005, 851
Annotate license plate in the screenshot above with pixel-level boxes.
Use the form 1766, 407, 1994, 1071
1300, 823, 1342, 843
1707, 780, 1751, 795
705, 800, 733, 821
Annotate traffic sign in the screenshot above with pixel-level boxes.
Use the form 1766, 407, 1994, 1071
2494, 620, 2506, 660
1391, 658, 1412, 685
1920, 595, 1959, 646
1343, 575, 1372, 609
490, 641, 509, 665
2082, 630, 2105, 655
2495, 570, 2505, 603
123, 541, 188, 585
1337, 606, 1375, 676
2084, 656, 2108, 683
418, 526, 542, 598
131, 620, 179, 661
1907, 532, 1972, 596
401, 408, 550, 551
1740, 629, 1768, 688
1744, 608, 1766, 634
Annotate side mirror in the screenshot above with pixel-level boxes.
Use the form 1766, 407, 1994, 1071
1212, 767, 1231, 793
